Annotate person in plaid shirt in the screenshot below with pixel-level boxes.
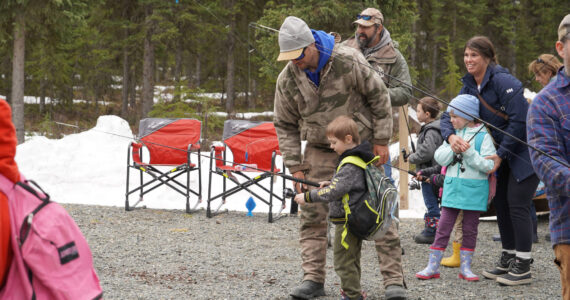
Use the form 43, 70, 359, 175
527, 14, 570, 300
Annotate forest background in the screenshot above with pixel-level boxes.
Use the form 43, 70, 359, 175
0, 0, 566, 145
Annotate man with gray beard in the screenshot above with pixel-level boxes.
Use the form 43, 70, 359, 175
342, 7, 411, 300
343, 8, 412, 186
343, 8, 412, 108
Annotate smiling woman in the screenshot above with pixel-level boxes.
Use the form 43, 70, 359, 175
440, 35, 541, 287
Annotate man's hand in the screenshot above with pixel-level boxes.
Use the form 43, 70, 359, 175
448, 134, 470, 153
292, 171, 307, 193
318, 181, 331, 188
485, 154, 502, 174
294, 193, 306, 205
373, 144, 389, 165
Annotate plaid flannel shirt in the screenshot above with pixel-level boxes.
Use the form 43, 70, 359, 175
527, 67, 570, 247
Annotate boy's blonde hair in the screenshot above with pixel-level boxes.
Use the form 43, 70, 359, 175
326, 115, 360, 144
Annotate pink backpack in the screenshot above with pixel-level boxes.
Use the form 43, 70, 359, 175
0, 174, 102, 300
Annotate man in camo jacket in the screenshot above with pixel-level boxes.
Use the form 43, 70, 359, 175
273, 16, 395, 300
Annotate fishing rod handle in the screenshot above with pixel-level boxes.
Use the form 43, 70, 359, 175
279, 174, 320, 187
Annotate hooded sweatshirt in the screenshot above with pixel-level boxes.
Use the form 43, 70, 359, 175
304, 141, 375, 222
0, 99, 18, 286
304, 30, 335, 87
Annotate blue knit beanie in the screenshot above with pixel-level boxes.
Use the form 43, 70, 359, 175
447, 94, 479, 121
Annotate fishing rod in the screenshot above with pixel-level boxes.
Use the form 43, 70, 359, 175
247, 22, 570, 169
388, 164, 417, 177
180, 2, 557, 169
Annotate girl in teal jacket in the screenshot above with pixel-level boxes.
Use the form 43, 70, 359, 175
416, 94, 496, 282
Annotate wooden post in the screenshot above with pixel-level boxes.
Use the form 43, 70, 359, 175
399, 105, 409, 210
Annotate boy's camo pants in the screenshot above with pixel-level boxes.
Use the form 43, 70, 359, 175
298, 145, 405, 288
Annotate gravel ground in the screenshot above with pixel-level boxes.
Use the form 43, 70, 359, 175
65, 204, 561, 300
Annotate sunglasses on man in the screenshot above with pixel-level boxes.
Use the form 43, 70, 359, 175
294, 47, 307, 61
356, 15, 375, 21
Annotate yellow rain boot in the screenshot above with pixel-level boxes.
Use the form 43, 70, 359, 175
441, 242, 461, 267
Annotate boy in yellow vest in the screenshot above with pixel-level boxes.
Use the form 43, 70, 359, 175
294, 115, 377, 300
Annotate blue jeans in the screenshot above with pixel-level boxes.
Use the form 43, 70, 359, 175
383, 152, 394, 184
421, 181, 440, 218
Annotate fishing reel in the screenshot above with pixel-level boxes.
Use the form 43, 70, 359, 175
401, 148, 410, 162
408, 179, 421, 190
284, 188, 298, 215
450, 153, 466, 173
283, 187, 296, 199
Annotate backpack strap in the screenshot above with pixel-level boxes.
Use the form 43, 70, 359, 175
336, 155, 377, 249
474, 131, 486, 153
337, 155, 367, 171
15, 181, 51, 246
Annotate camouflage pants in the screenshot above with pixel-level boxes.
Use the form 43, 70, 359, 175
299, 145, 336, 284
374, 221, 405, 288
299, 145, 405, 287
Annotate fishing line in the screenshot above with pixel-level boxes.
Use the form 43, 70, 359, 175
248, 22, 569, 168
61, 122, 319, 186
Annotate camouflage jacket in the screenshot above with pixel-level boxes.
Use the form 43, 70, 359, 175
274, 43, 392, 172
343, 37, 412, 107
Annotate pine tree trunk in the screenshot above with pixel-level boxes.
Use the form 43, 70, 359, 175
11, 12, 25, 144
430, 42, 438, 91
410, 9, 416, 71
225, 0, 236, 114
174, 38, 182, 102
129, 64, 136, 111
121, 28, 130, 118
39, 77, 46, 114
141, 4, 155, 118
248, 78, 257, 110
194, 55, 201, 87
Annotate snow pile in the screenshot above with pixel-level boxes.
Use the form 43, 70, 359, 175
16, 115, 424, 217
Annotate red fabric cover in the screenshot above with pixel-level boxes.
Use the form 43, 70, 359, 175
131, 142, 143, 164
141, 119, 201, 165
224, 122, 280, 171
0, 99, 17, 287
214, 146, 225, 168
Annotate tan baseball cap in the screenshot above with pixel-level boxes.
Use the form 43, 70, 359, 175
558, 14, 570, 41
353, 8, 384, 27
277, 16, 315, 61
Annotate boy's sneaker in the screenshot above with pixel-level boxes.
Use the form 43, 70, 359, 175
482, 251, 515, 280
340, 289, 367, 300
290, 280, 325, 299
496, 257, 533, 286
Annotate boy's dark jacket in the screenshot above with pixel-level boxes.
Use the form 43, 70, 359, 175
304, 141, 375, 223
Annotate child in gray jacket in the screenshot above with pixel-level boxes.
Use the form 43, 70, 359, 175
409, 97, 444, 244
294, 115, 374, 300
